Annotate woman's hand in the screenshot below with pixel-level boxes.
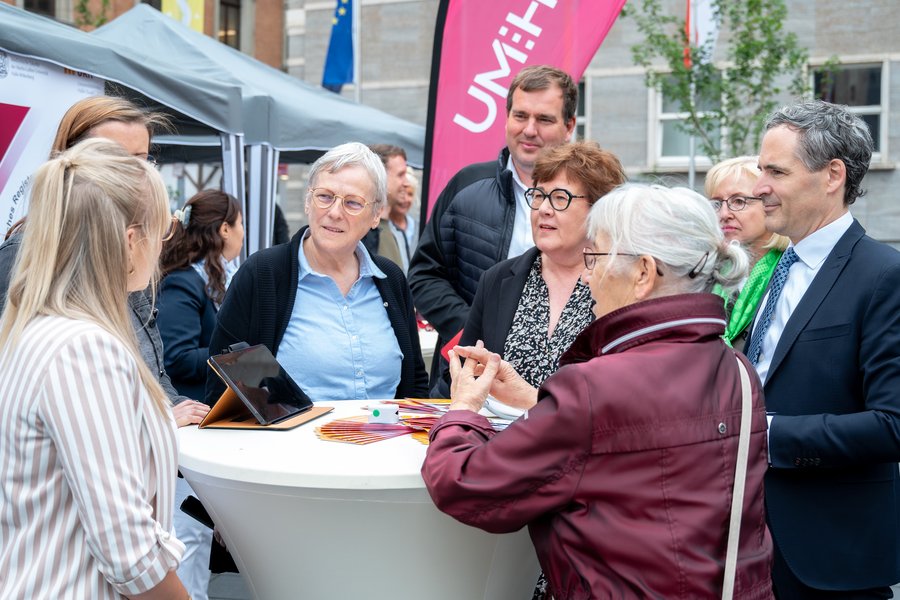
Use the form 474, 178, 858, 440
172, 400, 210, 428
448, 341, 501, 413
453, 345, 539, 410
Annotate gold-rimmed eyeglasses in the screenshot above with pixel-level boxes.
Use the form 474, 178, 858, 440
309, 187, 376, 216
162, 215, 181, 243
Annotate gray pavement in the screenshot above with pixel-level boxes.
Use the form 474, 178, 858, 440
208, 573, 251, 600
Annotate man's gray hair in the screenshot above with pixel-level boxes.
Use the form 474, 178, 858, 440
308, 142, 387, 210
765, 100, 873, 205
587, 183, 749, 295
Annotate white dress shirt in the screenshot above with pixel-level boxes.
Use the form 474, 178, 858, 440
755, 211, 853, 385
506, 156, 536, 259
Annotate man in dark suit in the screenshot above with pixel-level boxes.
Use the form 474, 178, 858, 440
747, 100, 900, 598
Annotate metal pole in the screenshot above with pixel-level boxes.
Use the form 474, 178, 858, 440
688, 80, 696, 190
687, 0, 696, 190
353, 0, 361, 103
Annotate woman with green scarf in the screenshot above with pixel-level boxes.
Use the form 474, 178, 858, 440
705, 156, 790, 350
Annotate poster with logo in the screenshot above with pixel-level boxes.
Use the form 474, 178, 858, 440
0, 51, 104, 232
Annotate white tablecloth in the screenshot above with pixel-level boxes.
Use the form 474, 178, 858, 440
178, 400, 539, 600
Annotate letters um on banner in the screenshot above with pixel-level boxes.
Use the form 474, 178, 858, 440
453, 0, 558, 134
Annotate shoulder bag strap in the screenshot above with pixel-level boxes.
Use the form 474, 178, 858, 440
722, 355, 753, 600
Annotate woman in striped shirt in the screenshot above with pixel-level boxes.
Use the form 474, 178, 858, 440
0, 139, 189, 599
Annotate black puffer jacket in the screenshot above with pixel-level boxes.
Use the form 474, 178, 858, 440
408, 148, 516, 380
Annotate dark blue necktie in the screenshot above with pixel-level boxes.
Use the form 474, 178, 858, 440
746, 247, 799, 365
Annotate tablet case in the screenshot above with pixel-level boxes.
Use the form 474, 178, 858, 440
200, 372, 333, 430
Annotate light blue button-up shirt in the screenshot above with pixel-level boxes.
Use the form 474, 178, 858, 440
276, 233, 403, 400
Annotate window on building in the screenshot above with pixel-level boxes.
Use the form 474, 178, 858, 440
574, 80, 587, 141
656, 76, 721, 165
813, 63, 884, 155
23, 0, 55, 17
219, 0, 241, 49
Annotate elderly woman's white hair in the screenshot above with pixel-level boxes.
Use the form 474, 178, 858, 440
307, 142, 388, 211
587, 183, 749, 295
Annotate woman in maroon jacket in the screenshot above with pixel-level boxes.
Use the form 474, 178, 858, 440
422, 183, 774, 599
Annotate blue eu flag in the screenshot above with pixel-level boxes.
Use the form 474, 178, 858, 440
322, 0, 353, 93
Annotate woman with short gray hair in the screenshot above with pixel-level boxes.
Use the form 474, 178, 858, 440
586, 183, 749, 293
422, 183, 773, 598
206, 142, 428, 403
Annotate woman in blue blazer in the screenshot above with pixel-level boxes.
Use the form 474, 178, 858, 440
157, 189, 244, 400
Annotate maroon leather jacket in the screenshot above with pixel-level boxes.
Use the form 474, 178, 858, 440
423, 294, 773, 599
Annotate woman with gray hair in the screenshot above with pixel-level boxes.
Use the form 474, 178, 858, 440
422, 183, 774, 598
206, 142, 428, 404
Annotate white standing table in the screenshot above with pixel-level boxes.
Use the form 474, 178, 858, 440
178, 400, 540, 600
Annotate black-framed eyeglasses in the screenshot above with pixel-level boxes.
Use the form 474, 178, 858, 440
582, 248, 664, 276
525, 187, 588, 212
309, 187, 376, 216
709, 195, 761, 212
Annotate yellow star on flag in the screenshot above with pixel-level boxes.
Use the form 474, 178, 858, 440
338, 6, 346, 16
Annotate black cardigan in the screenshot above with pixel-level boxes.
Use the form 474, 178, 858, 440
205, 228, 429, 405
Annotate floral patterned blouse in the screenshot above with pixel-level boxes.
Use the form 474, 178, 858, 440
503, 254, 595, 388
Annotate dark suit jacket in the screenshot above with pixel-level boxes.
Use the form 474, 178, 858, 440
431, 247, 539, 398
757, 219, 900, 590
156, 267, 217, 400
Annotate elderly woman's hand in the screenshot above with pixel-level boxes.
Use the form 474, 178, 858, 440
453, 345, 539, 411
172, 399, 210, 427
448, 342, 501, 413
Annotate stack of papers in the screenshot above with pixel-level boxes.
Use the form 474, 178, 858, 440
315, 414, 440, 445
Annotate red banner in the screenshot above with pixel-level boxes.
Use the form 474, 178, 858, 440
422, 0, 627, 220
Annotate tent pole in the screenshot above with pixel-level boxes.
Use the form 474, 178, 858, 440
246, 144, 279, 255
220, 132, 247, 257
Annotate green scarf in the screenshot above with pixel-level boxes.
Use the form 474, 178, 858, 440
713, 248, 784, 346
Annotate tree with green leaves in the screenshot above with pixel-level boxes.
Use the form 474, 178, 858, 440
625, 0, 810, 162
74, 0, 111, 29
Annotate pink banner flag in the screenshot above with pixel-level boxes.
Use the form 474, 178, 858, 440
422, 0, 627, 219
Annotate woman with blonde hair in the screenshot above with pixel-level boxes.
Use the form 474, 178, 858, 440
705, 156, 790, 349
0, 139, 189, 599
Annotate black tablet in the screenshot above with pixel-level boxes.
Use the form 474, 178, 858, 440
208, 344, 314, 425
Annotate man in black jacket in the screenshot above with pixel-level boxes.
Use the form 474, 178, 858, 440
408, 65, 577, 384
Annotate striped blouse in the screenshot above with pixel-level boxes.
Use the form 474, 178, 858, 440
0, 316, 184, 599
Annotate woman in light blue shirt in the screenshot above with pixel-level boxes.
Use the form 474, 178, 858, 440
206, 143, 428, 404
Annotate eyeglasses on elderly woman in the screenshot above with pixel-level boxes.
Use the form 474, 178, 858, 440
308, 187, 376, 216
709, 195, 762, 212
583, 248, 664, 276
525, 187, 589, 212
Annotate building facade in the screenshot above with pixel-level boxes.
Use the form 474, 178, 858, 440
3, 0, 284, 69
